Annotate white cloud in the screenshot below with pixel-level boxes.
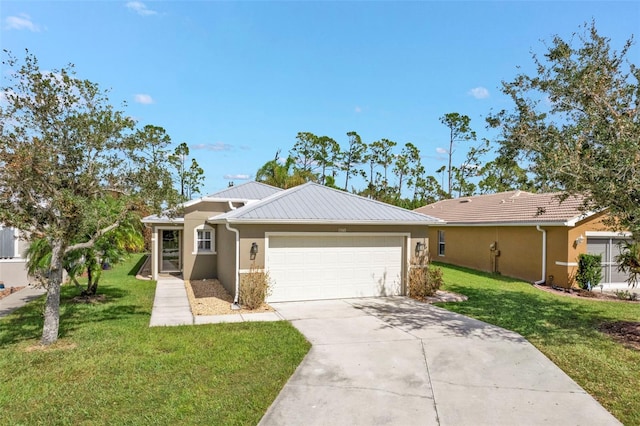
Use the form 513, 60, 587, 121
435, 147, 448, 154
223, 174, 250, 180
126, 1, 158, 16
134, 94, 154, 104
191, 142, 233, 151
5, 14, 41, 32
468, 86, 490, 99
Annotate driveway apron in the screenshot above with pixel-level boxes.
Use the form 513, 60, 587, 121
260, 297, 620, 426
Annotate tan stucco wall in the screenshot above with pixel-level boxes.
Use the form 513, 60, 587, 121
428, 226, 545, 283
428, 213, 618, 288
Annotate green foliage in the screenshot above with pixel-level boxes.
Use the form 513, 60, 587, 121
255, 149, 315, 189
0, 255, 310, 424
0, 50, 177, 344
239, 266, 272, 310
576, 253, 603, 290
613, 289, 638, 301
615, 241, 640, 288
436, 262, 640, 425
408, 255, 444, 299
168, 141, 204, 201
489, 21, 640, 238
439, 112, 477, 197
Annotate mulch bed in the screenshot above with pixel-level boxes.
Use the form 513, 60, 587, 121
534, 284, 640, 351
0, 286, 25, 300
599, 322, 640, 351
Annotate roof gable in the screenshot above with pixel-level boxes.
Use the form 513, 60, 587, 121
142, 181, 282, 223
203, 181, 282, 201
211, 182, 442, 224
415, 191, 589, 225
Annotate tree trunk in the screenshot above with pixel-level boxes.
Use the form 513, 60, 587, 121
41, 239, 64, 345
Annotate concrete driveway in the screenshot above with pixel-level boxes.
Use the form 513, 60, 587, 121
260, 297, 620, 426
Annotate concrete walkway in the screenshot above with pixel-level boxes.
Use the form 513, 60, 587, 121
149, 275, 194, 326
260, 297, 621, 426
0, 286, 46, 318
149, 275, 282, 326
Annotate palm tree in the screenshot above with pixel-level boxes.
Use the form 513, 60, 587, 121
615, 241, 640, 288
26, 214, 144, 296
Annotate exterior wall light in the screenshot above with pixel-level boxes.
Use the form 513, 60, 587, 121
575, 235, 585, 246
250, 242, 259, 260
415, 242, 426, 255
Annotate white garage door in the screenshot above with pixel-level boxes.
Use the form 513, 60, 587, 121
266, 234, 405, 302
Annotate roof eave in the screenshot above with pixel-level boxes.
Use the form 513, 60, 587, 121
208, 218, 441, 226
433, 221, 572, 227
141, 217, 185, 225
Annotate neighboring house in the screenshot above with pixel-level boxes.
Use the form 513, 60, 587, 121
142, 181, 441, 302
415, 191, 632, 291
0, 225, 31, 287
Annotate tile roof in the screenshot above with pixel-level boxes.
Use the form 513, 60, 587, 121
414, 191, 589, 225
211, 182, 443, 224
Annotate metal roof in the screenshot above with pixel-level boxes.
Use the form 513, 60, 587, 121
210, 182, 443, 224
202, 181, 282, 201
142, 181, 282, 223
414, 191, 590, 226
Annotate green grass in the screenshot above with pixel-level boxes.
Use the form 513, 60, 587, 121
0, 255, 310, 425
434, 262, 640, 426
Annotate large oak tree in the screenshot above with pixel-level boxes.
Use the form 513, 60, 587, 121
490, 22, 640, 239
0, 51, 175, 345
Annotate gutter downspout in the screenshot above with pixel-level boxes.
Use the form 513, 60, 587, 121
534, 225, 546, 285
225, 201, 241, 309
225, 222, 241, 309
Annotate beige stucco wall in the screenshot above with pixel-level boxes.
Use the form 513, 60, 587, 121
0, 260, 31, 286
182, 202, 231, 281
214, 223, 428, 297
216, 224, 238, 296
0, 231, 34, 287
428, 213, 618, 288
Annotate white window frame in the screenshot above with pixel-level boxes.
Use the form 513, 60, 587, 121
0, 226, 20, 260
193, 224, 216, 255
437, 230, 445, 256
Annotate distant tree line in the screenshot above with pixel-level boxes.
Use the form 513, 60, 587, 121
255, 113, 535, 209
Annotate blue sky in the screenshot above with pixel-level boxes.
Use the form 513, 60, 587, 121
2, 1, 639, 194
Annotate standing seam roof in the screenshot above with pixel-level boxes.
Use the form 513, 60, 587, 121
212, 182, 442, 223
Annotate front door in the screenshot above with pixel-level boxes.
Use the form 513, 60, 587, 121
161, 230, 181, 273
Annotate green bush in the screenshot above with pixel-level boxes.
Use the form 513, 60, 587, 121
576, 253, 602, 290
240, 265, 272, 309
409, 255, 443, 300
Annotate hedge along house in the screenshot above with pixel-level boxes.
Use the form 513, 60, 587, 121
143, 181, 441, 303
414, 191, 632, 291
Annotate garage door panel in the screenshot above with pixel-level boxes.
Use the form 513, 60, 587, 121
267, 235, 404, 302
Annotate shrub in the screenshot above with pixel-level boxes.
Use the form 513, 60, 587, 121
613, 289, 638, 301
408, 255, 443, 300
576, 253, 602, 290
239, 265, 272, 310
615, 241, 640, 288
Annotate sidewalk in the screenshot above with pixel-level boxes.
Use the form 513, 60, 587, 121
149, 275, 194, 326
0, 286, 47, 318
149, 275, 283, 326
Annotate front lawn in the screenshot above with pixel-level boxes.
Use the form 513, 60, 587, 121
0, 254, 310, 425
435, 263, 640, 426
